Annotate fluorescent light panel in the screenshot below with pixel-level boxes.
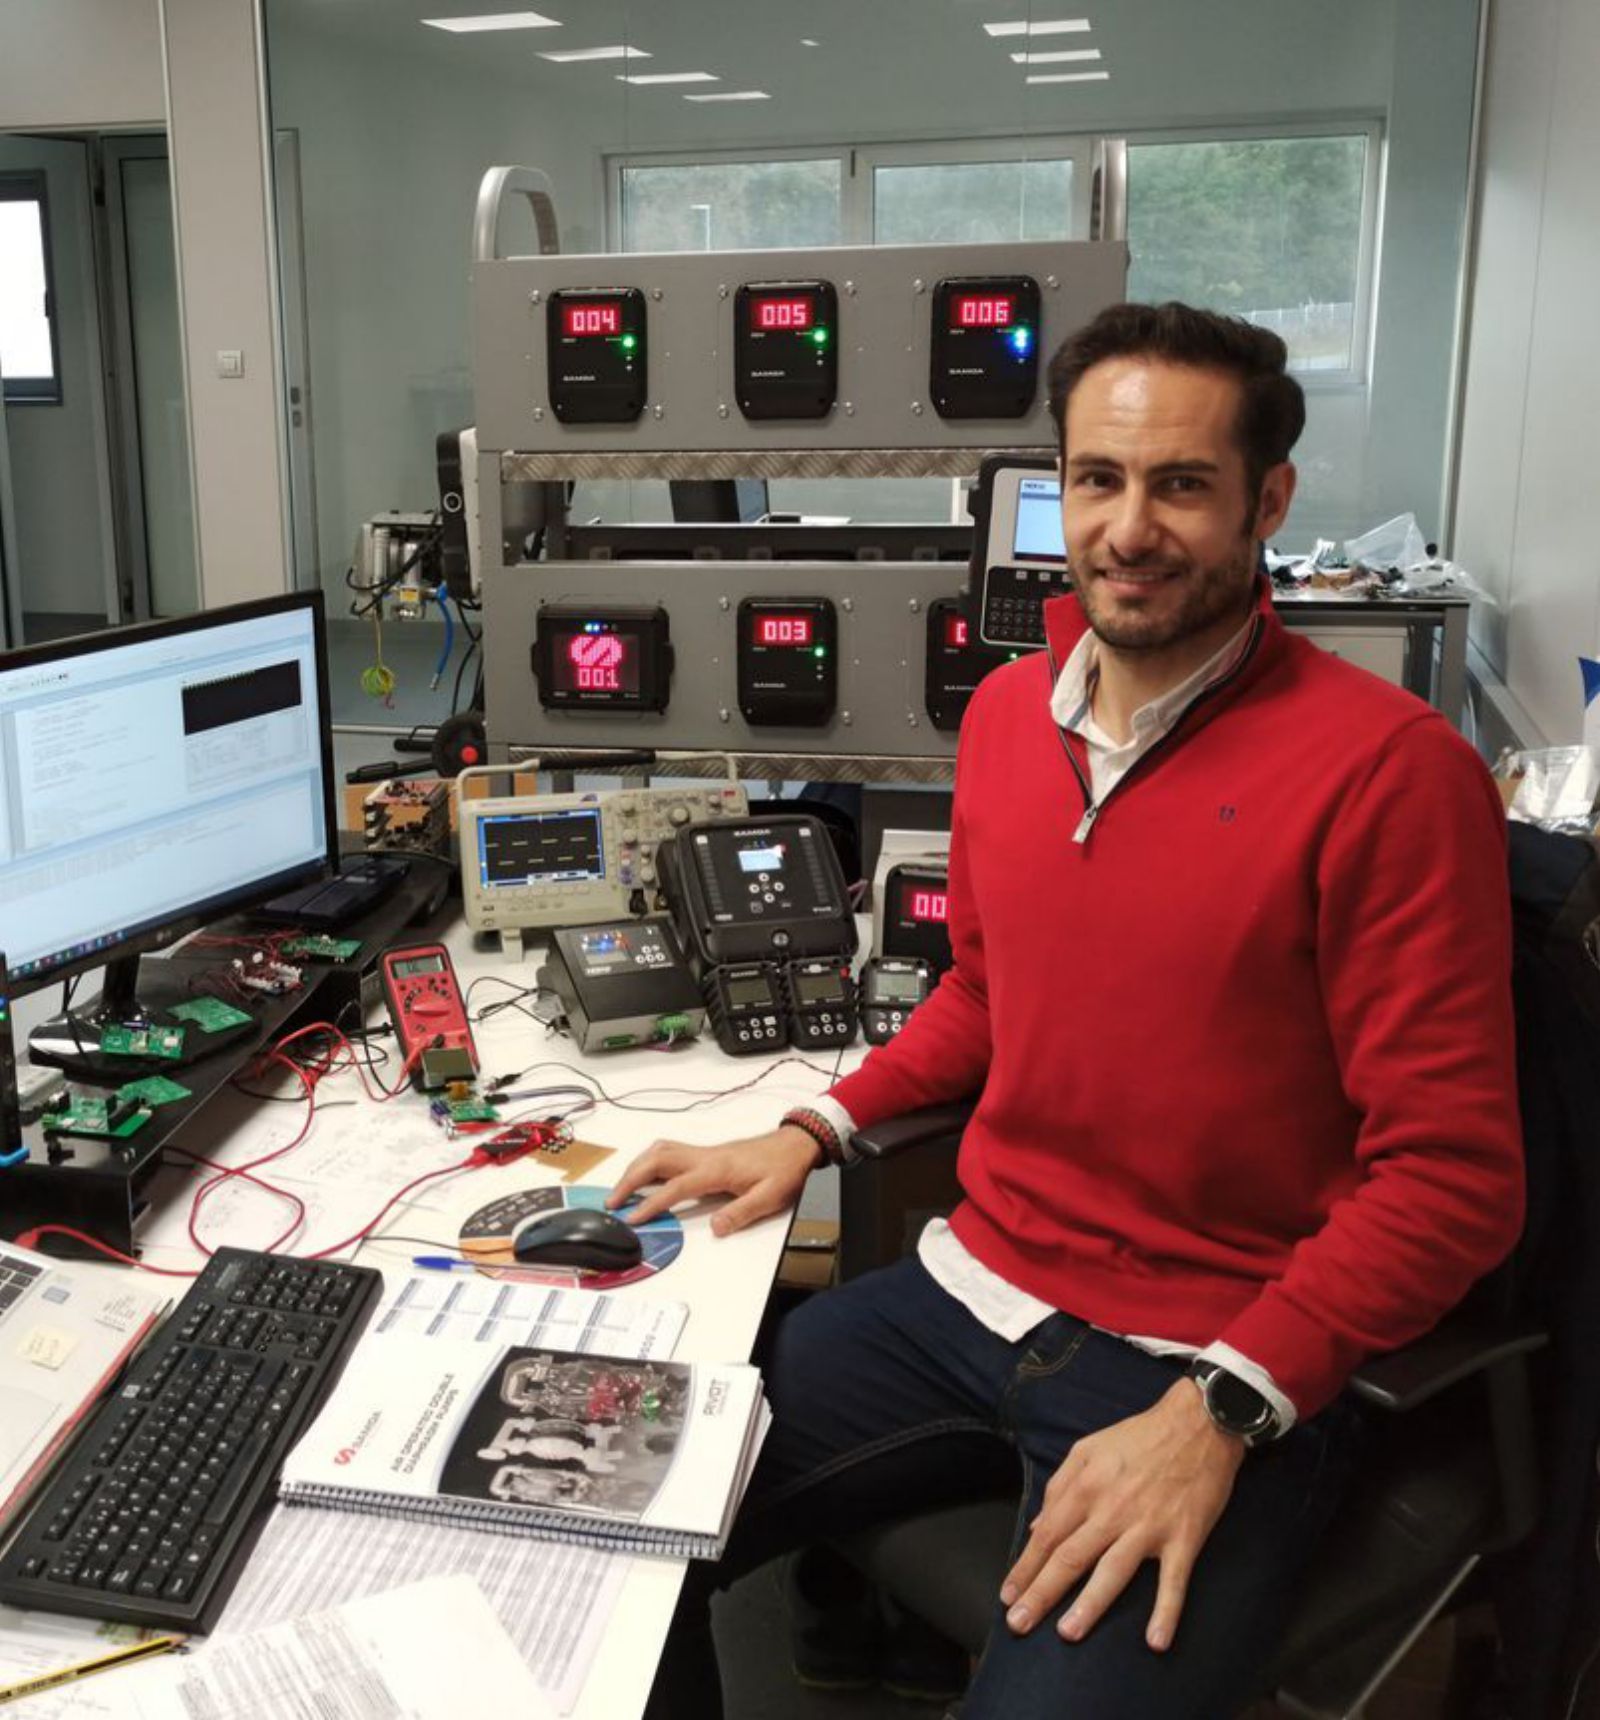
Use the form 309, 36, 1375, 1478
684, 90, 771, 102
422, 11, 561, 32
1026, 70, 1110, 83
539, 43, 649, 61
1010, 47, 1101, 63
618, 70, 718, 84
984, 18, 1091, 37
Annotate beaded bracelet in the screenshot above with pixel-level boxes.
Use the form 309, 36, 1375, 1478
780, 1106, 842, 1167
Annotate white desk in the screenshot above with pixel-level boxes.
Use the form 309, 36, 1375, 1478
114, 914, 866, 1720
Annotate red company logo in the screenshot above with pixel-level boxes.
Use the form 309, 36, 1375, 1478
334, 1446, 358, 1466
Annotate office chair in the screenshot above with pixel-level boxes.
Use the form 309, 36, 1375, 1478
832, 1101, 1546, 1719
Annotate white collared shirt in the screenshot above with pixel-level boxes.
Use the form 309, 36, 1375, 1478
812, 609, 1298, 1432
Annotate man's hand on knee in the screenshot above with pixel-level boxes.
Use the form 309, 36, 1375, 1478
999, 1377, 1245, 1654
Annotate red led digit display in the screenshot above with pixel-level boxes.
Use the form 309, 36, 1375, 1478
943, 614, 970, 649
755, 614, 813, 647
562, 301, 622, 338
909, 889, 949, 924
558, 629, 637, 693
952, 294, 1015, 330
752, 296, 814, 332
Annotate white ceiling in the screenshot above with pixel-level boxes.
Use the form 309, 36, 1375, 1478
271, 0, 1401, 151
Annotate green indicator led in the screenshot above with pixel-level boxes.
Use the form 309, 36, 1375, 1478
813, 645, 827, 659
620, 333, 637, 351
811, 327, 829, 346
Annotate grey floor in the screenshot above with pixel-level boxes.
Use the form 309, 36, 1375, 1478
715, 1566, 953, 1720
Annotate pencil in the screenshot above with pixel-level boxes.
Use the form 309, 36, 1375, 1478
0, 1633, 182, 1707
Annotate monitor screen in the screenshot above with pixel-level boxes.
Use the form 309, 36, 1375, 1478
0, 595, 336, 990
1012, 476, 1066, 564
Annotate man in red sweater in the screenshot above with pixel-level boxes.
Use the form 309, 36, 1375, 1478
618, 302, 1523, 1718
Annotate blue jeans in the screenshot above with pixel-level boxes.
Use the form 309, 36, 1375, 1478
649, 1255, 1363, 1720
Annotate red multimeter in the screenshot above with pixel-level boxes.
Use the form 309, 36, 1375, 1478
378, 943, 478, 1089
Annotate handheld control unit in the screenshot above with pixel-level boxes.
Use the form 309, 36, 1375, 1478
782, 958, 858, 1051
533, 604, 674, 714
701, 962, 786, 1057
967, 455, 1072, 649
859, 955, 934, 1046
660, 813, 857, 974
546, 287, 647, 424
458, 777, 749, 954
379, 942, 478, 1089
538, 919, 704, 1053
924, 597, 1015, 732
930, 275, 1041, 420
881, 861, 953, 973
736, 598, 838, 727
734, 280, 838, 420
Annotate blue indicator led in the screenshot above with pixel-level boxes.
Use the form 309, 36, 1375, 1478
1010, 327, 1033, 354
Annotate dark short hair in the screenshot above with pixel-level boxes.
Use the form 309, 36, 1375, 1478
1046, 301, 1306, 500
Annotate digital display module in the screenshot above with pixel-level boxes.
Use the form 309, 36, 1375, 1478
751, 296, 814, 331
756, 614, 813, 648
561, 300, 622, 338
533, 604, 672, 713
951, 293, 1016, 329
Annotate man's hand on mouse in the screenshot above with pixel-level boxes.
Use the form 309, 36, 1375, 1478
606, 1127, 822, 1236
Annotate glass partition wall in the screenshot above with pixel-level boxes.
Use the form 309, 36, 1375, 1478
261, 0, 1482, 725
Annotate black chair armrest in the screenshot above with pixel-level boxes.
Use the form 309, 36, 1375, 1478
849, 1102, 976, 1162
1346, 1321, 1547, 1412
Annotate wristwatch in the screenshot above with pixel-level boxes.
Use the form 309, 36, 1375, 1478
1186, 1360, 1283, 1448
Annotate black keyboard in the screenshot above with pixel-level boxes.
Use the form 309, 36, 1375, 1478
978, 563, 1074, 648
0, 1248, 381, 1632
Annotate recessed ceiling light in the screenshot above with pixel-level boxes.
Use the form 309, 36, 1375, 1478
539, 44, 649, 62
800, 38, 820, 47
1025, 70, 1110, 83
421, 11, 562, 32
1009, 47, 1102, 63
684, 90, 771, 102
617, 71, 719, 84
984, 18, 1091, 37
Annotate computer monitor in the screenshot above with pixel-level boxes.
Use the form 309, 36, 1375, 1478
0, 593, 338, 1072
668, 479, 771, 524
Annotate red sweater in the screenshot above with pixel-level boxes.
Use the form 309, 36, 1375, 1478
831, 587, 1523, 1417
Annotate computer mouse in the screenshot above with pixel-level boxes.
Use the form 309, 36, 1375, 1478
511, 1207, 645, 1272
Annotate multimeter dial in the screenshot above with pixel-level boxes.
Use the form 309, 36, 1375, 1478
533, 604, 673, 713
929, 275, 1041, 420
734, 280, 838, 421
546, 287, 648, 424
736, 598, 837, 727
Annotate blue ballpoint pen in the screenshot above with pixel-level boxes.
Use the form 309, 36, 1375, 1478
411, 1255, 477, 1271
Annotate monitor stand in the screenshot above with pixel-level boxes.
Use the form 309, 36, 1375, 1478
28, 951, 255, 1083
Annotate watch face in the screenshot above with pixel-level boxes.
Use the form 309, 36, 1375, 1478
1204, 1369, 1276, 1437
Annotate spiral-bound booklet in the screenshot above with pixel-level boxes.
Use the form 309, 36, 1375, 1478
278, 1332, 769, 1560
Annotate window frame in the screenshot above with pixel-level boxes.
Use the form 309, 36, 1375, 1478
0, 171, 64, 406
606, 117, 1381, 387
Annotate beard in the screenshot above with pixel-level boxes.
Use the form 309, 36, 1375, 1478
1074, 533, 1258, 653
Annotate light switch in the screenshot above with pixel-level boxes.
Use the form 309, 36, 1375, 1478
216, 350, 245, 379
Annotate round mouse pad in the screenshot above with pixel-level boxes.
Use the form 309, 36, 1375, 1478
457, 1183, 684, 1289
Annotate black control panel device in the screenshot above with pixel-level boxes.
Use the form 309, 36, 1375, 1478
737, 597, 837, 727
546, 286, 648, 423
702, 962, 786, 1056
661, 814, 857, 974
966, 454, 1073, 649
882, 861, 953, 973
734, 279, 838, 420
0, 1248, 382, 1632
538, 918, 704, 1053
783, 958, 857, 1050
533, 604, 673, 713
924, 597, 1016, 732
859, 955, 934, 1046
929, 274, 1041, 420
